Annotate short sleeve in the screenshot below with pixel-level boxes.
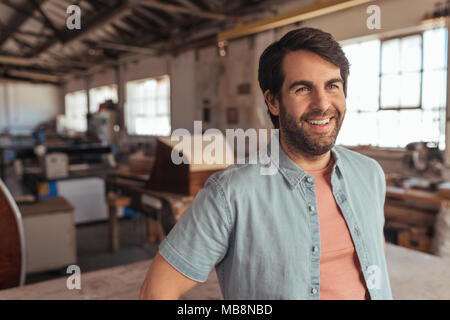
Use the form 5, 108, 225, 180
373, 159, 386, 227
158, 176, 232, 283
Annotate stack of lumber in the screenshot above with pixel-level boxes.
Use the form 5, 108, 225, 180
384, 186, 443, 253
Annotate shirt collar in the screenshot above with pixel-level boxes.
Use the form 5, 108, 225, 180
267, 130, 343, 189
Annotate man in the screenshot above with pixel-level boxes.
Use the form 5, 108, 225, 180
140, 27, 392, 300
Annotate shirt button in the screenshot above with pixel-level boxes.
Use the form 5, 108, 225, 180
307, 177, 313, 183
311, 288, 317, 294
312, 246, 318, 252
309, 205, 315, 212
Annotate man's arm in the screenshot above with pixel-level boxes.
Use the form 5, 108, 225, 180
139, 251, 199, 300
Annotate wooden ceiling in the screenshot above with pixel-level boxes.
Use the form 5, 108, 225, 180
0, 0, 273, 83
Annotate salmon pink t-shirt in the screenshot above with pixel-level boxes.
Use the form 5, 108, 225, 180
307, 158, 369, 300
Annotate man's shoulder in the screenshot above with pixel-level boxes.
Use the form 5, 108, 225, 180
208, 162, 263, 184
333, 145, 384, 176
204, 162, 271, 196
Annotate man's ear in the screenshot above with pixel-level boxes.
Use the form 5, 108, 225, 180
264, 90, 280, 117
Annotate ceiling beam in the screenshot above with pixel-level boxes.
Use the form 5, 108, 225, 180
174, 0, 203, 11
94, 41, 161, 55
14, 30, 53, 39
137, 5, 170, 27
130, 10, 158, 31
137, 0, 229, 21
0, 55, 36, 66
30, 0, 66, 43
217, 0, 376, 42
31, 0, 133, 57
7, 69, 60, 83
0, 0, 47, 47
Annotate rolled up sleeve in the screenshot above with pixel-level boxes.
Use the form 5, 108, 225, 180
158, 176, 232, 283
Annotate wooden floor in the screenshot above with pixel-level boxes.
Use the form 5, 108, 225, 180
1, 243, 449, 300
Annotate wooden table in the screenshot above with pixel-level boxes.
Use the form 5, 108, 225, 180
105, 173, 193, 252
1, 244, 450, 300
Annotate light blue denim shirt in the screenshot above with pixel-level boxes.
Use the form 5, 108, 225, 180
159, 131, 392, 300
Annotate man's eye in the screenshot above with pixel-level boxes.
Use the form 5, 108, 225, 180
296, 87, 309, 93
328, 84, 339, 89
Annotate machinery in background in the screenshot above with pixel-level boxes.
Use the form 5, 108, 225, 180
87, 99, 119, 147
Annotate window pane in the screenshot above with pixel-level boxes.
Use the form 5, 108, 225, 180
422, 70, 447, 109
144, 80, 157, 99
337, 111, 379, 146
65, 90, 87, 132
382, 39, 400, 74
157, 79, 170, 98
380, 75, 401, 107
424, 28, 448, 70
156, 98, 168, 115
397, 109, 423, 146
400, 72, 421, 107
378, 110, 401, 147
401, 35, 422, 72
342, 40, 380, 112
346, 75, 379, 111
89, 85, 118, 113
126, 76, 171, 136
421, 109, 443, 143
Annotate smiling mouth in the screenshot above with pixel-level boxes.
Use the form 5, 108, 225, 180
306, 118, 331, 125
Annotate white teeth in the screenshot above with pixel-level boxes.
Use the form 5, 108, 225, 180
307, 118, 330, 125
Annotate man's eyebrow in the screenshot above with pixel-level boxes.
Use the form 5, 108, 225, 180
288, 80, 313, 91
326, 78, 344, 86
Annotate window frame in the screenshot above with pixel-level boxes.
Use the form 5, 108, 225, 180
125, 75, 171, 137
378, 31, 424, 111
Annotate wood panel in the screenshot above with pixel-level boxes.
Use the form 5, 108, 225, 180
146, 140, 190, 195
0, 184, 21, 290
146, 139, 225, 196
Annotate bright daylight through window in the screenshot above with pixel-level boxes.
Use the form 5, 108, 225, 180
337, 28, 448, 149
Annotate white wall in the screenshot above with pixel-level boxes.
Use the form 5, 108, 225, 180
171, 51, 196, 133
0, 80, 61, 134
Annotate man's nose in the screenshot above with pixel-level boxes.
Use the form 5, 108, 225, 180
311, 89, 331, 112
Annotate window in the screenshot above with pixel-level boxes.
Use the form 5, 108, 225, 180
65, 90, 88, 132
89, 85, 118, 113
338, 28, 448, 149
125, 75, 171, 136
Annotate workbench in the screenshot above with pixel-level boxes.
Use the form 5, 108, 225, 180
0, 244, 449, 299
105, 170, 193, 251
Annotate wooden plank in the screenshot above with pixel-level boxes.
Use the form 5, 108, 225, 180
384, 204, 436, 227
2, 244, 450, 299
0, 184, 21, 290
217, 0, 376, 41
386, 186, 447, 206
0, 259, 222, 300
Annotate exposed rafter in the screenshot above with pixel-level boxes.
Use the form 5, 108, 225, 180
0, 0, 47, 47
7, 69, 60, 83
30, 0, 66, 43
94, 41, 161, 55
31, 1, 133, 57
137, 0, 229, 21
217, 0, 376, 41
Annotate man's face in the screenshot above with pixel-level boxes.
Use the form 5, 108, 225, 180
269, 50, 346, 156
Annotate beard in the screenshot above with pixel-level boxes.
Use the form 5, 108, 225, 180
279, 103, 344, 157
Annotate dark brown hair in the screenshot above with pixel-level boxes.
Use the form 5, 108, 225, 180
258, 27, 350, 129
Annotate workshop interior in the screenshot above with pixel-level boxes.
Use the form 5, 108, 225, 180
0, 0, 450, 300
